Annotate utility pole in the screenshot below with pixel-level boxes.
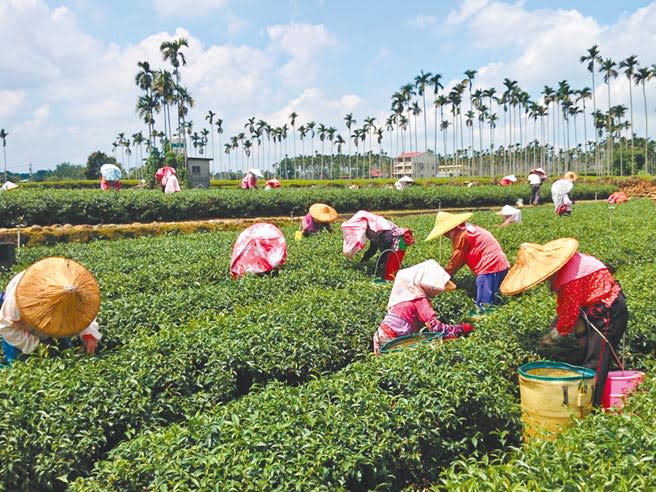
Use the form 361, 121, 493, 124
0, 129, 8, 183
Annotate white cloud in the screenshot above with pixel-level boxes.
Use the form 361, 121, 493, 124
267, 23, 337, 86
153, 0, 226, 17
264, 89, 362, 128
406, 14, 437, 29
0, 91, 26, 120
227, 14, 248, 35
446, 0, 490, 25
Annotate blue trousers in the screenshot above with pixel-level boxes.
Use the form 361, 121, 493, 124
475, 269, 508, 308
1, 338, 19, 366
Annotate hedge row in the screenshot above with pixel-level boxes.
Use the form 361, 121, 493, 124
0, 200, 653, 491
431, 360, 656, 491
16, 175, 639, 190
0, 184, 616, 227
69, 338, 527, 492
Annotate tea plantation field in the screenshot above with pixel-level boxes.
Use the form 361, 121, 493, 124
0, 199, 654, 491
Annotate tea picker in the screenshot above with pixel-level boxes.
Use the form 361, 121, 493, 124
240, 169, 264, 190
341, 211, 414, 282
100, 163, 122, 191
230, 223, 287, 279
425, 211, 509, 311
550, 171, 577, 216
373, 259, 474, 355
500, 238, 629, 406
0, 257, 102, 365
298, 203, 338, 239
496, 205, 522, 228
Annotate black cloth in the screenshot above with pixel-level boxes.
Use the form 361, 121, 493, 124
530, 184, 541, 205
302, 221, 332, 237
578, 290, 628, 406
361, 230, 394, 271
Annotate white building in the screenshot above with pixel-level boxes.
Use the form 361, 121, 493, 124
393, 151, 464, 178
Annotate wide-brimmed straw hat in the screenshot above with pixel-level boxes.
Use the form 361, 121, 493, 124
500, 238, 579, 296
16, 257, 101, 337
425, 211, 473, 242
309, 203, 338, 223
563, 171, 578, 181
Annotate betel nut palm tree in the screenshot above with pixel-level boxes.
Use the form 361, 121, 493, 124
414, 70, 432, 152
619, 55, 639, 174
633, 67, 653, 172
600, 57, 618, 174
580, 45, 602, 169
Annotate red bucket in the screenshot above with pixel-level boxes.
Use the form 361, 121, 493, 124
601, 370, 645, 409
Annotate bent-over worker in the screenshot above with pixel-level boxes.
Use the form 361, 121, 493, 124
341, 211, 414, 281
301, 203, 337, 237
496, 205, 522, 227
373, 259, 474, 354
0, 257, 102, 366
500, 238, 628, 406
425, 211, 509, 309
551, 171, 577, 216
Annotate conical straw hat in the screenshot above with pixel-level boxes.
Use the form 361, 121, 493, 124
563, 171, 578, 181
16, 257, 100, 337
500, 238, 579, 296
309, 203, 338, 223
425, 211, 473, 242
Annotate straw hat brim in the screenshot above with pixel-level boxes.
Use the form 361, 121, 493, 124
500, 238, 579, 296
425, 212, 473, 242
564, 172, 578, 181
444, 280, 456, 291
309, 203, 338, 223
16, 257, 100, 337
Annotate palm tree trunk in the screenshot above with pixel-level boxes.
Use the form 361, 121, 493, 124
628, 82, 635, 175
607, 82, 612, 176
643, 82, 649, 174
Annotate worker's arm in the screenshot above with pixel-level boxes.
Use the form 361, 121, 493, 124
445, 229, 468, 276
361, 230, 391, 262
78, 319, 102, 355
0, 273, 41, 354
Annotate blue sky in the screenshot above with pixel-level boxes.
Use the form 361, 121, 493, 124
2, 0, 656, 173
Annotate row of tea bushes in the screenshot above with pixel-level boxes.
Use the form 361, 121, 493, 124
0, 284, 390, 491
69, 338, 527, 492
0, 184, 616, 227
0, 200, 653, 490
430, 359, 655, 491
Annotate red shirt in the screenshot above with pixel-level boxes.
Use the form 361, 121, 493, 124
446, 225, 510, 276
555, 269, 621, 335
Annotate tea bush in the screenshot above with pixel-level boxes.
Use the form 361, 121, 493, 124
70, 338, 527, 492
0, 199, 653, 490
0, 184, 615, 227
430, 359, 656, 491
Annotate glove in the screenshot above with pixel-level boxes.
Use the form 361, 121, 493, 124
540, 327, 565, 348
461, 322, 475, 335
81, 334, 98, 355
575, 335, 588, 349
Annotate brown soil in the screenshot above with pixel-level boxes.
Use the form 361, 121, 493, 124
618, 177, 656, 199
